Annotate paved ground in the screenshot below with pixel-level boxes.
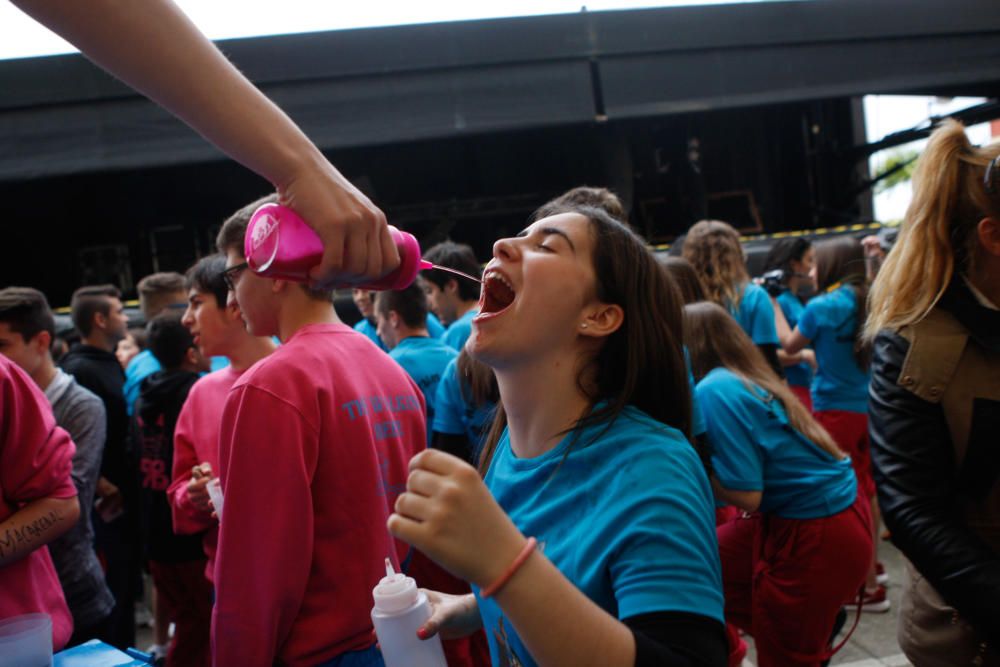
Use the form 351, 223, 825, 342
742, 537, 911, 667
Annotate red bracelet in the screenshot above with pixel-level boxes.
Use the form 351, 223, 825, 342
481, 537, 538, 598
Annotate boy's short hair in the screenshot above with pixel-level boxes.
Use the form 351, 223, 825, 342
137, 272, 186, 319
216, 194, 332, 302
185, 254, 229, 307
374, 283, 428, 329
421, 242, 481, 301
216, 193, 280, 258
0, 287, 55, 343
71, 284, 121, 337
146, 312, 195, 371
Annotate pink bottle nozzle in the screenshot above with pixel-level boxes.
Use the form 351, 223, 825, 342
245, 203, 425, 290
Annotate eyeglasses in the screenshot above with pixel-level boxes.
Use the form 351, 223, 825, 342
985, 155, 1000, 195
222, 262, 249, 292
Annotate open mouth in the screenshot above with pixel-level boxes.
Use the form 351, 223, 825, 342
478, 269, 516, 317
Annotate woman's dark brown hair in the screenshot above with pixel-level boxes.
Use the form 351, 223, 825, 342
478, 205, 691, 473
658, 256, 707, 305
456, 348, 499, 407
684, 302, 844, 460
814, 236, 871, 370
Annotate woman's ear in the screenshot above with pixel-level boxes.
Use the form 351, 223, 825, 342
978, 217, 1000, 257
579, 303, 624, 338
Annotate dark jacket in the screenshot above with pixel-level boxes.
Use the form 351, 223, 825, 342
869, 279, 1000, 657
59, 344, 130, 487
134, 369, 204, 563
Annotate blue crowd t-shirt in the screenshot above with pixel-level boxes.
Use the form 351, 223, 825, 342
476, 406, 724, 667
388, 336, 457, 441
432, 357, 495, 456
124, 349, 228, 414
353, 314, 445, 352
796, 286, 870, 413
730, 282, 779, 346
440, 308, 478, 351
697, 368, 856, 519
776, 290, 814, 389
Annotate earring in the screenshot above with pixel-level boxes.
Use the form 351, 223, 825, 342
580, 323, 588, 329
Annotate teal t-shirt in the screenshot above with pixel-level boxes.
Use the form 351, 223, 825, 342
475, 407, 724, 667
697, 367, 856, 519
797, 286, 870, 413
388, 336, 457, 440
776, 289, 813, 389
353, 314, 445, 352
431, 357, 495, 456
730, 282, 779, 346
441, 308, 478, 351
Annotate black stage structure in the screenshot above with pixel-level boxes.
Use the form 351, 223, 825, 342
3, 0, 1000, 303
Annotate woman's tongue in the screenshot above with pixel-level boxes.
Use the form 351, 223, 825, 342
482, 279, 515, 314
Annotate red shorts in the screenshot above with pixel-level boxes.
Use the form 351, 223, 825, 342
789, 385, 813, 412
148, 559, 213, 667
813, 410, 874, 499
717, 492, 872, 667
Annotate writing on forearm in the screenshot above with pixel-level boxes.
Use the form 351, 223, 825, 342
0, 509, 64, 563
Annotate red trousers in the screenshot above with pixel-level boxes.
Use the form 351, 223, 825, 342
813, 410, 874, 499
790, 385, 813, 412
148, 559, 213, 667
717, 493, 871, 667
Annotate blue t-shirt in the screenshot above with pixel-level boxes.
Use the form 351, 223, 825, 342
441, 308, 478, 351
432, 357, 495, 456
697, 368, 856, 519
388, 336, 457, 440
125, 350, 228, 414
476, 407, 724, 666
776, 290, 814, 389
352, 314, 445, 352
730, 282, 779, 346
797, 286, 870, 413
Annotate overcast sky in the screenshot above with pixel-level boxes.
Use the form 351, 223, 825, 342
0, 0, 778, 60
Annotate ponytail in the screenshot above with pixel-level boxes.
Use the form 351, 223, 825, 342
866, 120, 1000, 338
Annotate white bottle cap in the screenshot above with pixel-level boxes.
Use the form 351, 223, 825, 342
372, 558, 419, 613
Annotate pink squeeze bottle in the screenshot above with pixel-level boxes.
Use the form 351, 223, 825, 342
244, 203, 431, 290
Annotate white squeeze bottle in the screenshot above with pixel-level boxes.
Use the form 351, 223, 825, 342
371, 558, 447, 667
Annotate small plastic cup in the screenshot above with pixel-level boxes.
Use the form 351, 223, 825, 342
206, 478, 224, 521
0, 613, 52, 667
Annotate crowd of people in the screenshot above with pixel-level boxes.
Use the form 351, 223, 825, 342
2, 117, 998, 667
1, 1, 998, 666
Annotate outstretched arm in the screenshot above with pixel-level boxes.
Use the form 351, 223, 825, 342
12, 0, 398, 286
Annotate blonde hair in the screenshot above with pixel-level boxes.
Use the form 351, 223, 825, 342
685, 302, 845, 460
683, 220, 749, 310
866, 120, 1000, 338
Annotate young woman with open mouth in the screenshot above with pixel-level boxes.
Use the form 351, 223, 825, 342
388, 206, 727, 667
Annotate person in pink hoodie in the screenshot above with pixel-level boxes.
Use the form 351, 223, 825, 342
169, 252, 277, 585
211, 196, 427, 667
0, 355, 80, 651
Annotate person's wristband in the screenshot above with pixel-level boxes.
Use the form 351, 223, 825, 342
481, 537, 537, 598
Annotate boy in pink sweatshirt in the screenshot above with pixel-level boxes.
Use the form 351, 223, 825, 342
211, 197, 426, 667
169, 252, 276, 584
0, 355, 80, 651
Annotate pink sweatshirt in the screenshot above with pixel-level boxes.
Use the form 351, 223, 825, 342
211, 323, 426, 667
0, 356, 76, 650
169, 366, 242, 583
